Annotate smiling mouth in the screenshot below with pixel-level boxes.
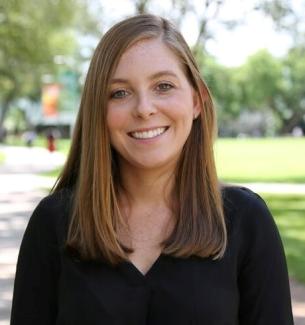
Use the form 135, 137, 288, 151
128, 127, 169, 139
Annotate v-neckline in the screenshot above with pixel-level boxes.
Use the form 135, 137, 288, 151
125, 253, 165, 279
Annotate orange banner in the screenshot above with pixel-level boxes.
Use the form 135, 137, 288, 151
42, 84, 61, 116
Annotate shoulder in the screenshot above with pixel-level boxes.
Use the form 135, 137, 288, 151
36, 187, 73, 212
27, 188, 73, 243
221, 185, 282, 260
32, 188, 73, 221
222, 185, 262, 209
221, 185, 277, 243
221, 185, 271, 226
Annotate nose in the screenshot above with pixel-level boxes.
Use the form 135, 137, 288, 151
133, 92, 157, 119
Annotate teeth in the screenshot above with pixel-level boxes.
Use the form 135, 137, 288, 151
131, 127, 167, 139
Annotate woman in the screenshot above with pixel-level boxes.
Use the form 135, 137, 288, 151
11, 14, 293, 324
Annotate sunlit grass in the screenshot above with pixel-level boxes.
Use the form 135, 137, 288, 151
215, 137, 305, 183
6, 136, 305, 183
0, 151, 5, 164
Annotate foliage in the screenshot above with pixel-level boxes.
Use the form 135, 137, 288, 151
133, 0, 237, 54
257, 0, 305, 45
0, 0, 100, 128
2, 0, 305, 135
198, 47, 305, 135
198, 52, 243, 131
252, 0, 305, 133
276, 46, 305, 133
234, 47, 305, 134
194, 0, 305, 134
238, 50, 282, 110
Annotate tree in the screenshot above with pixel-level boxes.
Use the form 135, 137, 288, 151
0, 0, 100, 132
134, 0, 150, 13
197, 51, 243, 132
238, 50, 282, 110
256, 0, 305, 133
257, 0, 305, 45
236, 50, 283, 134
131, 0, 241, 58
276, 46, 305, 133
235, 48, 305, 134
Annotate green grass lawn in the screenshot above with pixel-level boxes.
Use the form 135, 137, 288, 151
0, 151, 5, 164
6, 136, 304, 183
215, 137, 305, 183
42, 137, 305, 182
260, 193, 305, 284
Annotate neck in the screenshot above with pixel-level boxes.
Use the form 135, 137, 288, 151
117, 161, 176, 209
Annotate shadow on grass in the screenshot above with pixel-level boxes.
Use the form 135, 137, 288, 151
284, 237, 305, 283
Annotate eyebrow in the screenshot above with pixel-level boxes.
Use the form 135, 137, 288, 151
110, 70, 179, 84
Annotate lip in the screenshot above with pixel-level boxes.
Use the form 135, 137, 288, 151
127, 126, 169, 134
127, 126, 170, 141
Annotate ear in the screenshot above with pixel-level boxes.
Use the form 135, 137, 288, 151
192, 89, 201, 120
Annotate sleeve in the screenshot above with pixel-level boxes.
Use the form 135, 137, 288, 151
237, 192, 294, 325
10, 198, 61, 325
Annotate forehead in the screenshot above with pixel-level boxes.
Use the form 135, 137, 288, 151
112, 38, 184, 77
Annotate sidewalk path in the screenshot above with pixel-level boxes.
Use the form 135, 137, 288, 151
0, 145, 304, 324
236, 182, 305, 195
0, 145, 65, 325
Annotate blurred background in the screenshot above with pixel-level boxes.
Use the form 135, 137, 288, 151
0, 0, 304, 324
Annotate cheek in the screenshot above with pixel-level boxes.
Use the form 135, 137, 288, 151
162, 96, 194, 123
106, 107, 128, 133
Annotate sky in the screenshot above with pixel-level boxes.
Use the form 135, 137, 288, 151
100, 0, 293, 67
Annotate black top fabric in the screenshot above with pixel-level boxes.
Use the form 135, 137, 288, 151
11, 186, 293, 325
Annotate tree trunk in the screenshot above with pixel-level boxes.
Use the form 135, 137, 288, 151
280, 110, 305, 134
0, 89, 17, 130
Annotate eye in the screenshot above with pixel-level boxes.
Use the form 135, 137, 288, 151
110, 89, 129, 99
156, 82, 174, 92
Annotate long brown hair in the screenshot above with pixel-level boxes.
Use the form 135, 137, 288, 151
53, 14, 227, 264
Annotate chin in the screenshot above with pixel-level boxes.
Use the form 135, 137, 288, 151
127, 153, 180, 171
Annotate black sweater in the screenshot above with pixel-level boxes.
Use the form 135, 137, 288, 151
10, 186, 294, 324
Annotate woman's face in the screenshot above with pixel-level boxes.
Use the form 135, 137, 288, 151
106, 37, 201, 172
